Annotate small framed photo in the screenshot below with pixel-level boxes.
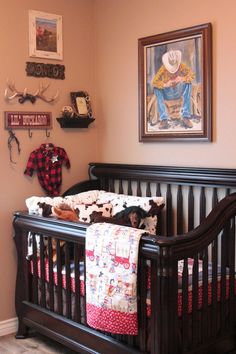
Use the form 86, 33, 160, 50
29, 10, 63, 60
70, 91, 93, 118
138, 23, 212, 141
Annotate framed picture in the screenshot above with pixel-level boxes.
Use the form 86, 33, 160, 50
138, 23, 212, 142
70, 91, 93, 118
29, 10, 63, 60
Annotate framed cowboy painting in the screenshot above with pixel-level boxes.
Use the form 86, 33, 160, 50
138, 23, 212, 142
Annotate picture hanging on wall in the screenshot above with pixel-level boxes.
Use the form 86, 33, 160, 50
29, 10, 63, 60
138, 23, 212, 142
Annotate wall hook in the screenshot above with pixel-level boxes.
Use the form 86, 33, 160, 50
45, 129, 50, 138
28, 129, 33, 138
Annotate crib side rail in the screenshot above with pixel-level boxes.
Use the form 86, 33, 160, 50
153, 192, 236, 353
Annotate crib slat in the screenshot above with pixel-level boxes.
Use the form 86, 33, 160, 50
156, 183, 162, 235
229, 217, 235, 328
47, 237, 54, 311
156, 183, 161, 197
32, 234, 38, 305
170, 260, 179, 353
74, 244, 81, 323
127, 180, 132, 195
212, 188, 218, 208
211, 237, 218, 337
65, 242, 72, 319
56, 239, 63, 316
109, 179, 115, 193
188, 186, 194, 231
83, 254, 87, 325
137, 180, 141, 197
39, 235, 46, 308
166, 184, 172, 236
202, 248, 209, 342
177, 185, 183, 235
220, 225, 227, 332
146, 182, 151, 197
119, 180, 124, 194
182, 258, 189, 352
192, 254, 199, 348
200, 187, 206, 223
150, 259, 160, 354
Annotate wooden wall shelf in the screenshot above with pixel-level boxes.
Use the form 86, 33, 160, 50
56, 117, 95, 128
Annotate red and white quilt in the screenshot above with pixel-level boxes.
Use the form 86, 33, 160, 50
85, 223, 146, 335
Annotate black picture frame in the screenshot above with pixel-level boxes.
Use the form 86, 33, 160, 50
70, 91, 93, 118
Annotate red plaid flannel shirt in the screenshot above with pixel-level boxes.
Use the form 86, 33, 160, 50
24, 143, 70, 196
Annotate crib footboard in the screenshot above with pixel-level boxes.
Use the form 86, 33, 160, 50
13, 193, 236, 354
14, 212, 152, 354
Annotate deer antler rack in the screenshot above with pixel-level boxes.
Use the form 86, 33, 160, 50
4, 80, 59, 104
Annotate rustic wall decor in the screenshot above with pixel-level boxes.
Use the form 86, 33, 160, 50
5, 111, 52, 138
5, 111, 52, 129
5, 80, 59, 104
70, 91, 93, 118
26, 62, 65, 80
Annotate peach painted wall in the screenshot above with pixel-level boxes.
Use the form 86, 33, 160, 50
0, 0, 98, 321
93, 0, 236, 167
2, 0, 236, 325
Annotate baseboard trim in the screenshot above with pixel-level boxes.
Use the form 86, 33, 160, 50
0, 318, 18, 336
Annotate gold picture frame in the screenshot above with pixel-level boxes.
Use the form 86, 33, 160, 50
29, 10, 63, 60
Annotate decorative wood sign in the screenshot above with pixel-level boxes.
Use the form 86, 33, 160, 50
5, 111, 52, 129
26, 62, 65, 80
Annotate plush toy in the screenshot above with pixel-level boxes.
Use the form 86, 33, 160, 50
91, 203, 165, 232
38, 202, 52, 217
147, 199, 165, 216
37, 202, 79, 222
52, 206, 79, 222
43, 237, 67, 265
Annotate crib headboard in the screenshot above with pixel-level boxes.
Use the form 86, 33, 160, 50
84, 163, 236, 237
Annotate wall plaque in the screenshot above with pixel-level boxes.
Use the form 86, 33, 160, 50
5, 111, 52, 129
26, 62, 65, 80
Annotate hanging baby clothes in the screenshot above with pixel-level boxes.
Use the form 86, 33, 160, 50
24, 143, 71, 196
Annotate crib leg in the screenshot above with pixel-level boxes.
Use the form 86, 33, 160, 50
15, 319, 28, 339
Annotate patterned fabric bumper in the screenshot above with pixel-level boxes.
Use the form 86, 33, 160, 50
30, 258, 234, 320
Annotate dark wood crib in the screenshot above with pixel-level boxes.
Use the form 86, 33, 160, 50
13, 163, 236, 354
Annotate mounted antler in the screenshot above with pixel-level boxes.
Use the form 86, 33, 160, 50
4, 80, 59, 104
33, 82, 59, 103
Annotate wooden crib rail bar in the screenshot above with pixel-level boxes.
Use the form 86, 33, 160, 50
13, 212, 88, 242
89, 163, 236, 187
13, 211, 162, 260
